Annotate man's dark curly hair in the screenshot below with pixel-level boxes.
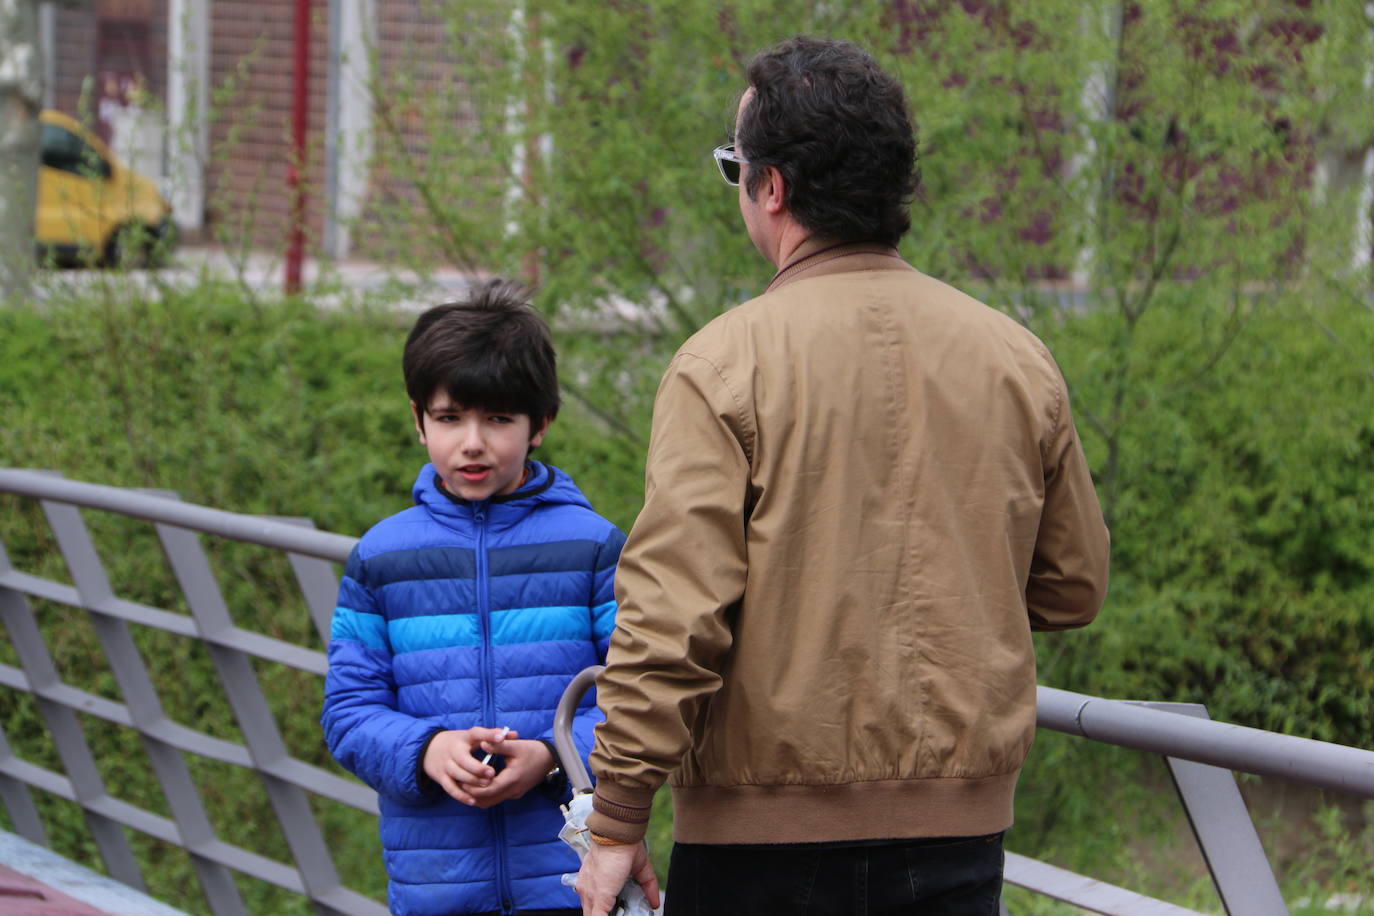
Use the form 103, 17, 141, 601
739, 36, 919, 247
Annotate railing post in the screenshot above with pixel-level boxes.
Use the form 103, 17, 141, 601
0, 723, 47, 845
1145, 703, 1288, 916
0, 521, 146, 891
40, 495, 248, 914
154, 510, 348, 911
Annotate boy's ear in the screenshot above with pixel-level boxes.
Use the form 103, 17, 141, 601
528, 415, 551, 449
411, 400, 426, 442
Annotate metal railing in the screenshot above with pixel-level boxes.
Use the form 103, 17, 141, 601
2, 469, 1373, 915
0, 469, 378, 916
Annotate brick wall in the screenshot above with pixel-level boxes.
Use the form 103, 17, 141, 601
351, 1, 471, 264
205, 1, 329, 251
44, 1, 495, 261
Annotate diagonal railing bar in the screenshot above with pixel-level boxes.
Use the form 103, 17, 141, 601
0, 744, 311, 890
0, 659, 252, 765
0, 566, 328, 674
153, 509, 353, 908
1037, 687, 1374, 799
1, 470, 387, 915
39, 497, 250, 915
1029, 688, 1374, 915
1003, 853, 1206, 915
0, 540, 147, 891
272, 517, 344, 648
1146, 703, 1286, 916
0, 725, 47, 846
0, 748, 384, 912
0, 659, 377, 813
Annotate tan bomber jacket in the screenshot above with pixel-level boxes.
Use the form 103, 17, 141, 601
588, 243, 1110, 845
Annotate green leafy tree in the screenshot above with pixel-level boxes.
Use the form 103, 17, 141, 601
362, 0, 1374, 742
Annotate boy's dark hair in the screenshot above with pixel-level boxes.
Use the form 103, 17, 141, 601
739, 36, 919, 247
403, 279, 560, 432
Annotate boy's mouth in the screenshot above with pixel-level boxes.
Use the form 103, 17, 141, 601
458, 465, 490, 482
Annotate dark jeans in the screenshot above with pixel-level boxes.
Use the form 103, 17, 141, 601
665, 833, 1004, 916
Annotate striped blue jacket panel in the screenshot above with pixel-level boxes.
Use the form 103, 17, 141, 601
322, 461, 624, 916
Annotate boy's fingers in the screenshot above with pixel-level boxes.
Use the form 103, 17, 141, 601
448, 757, 493, 785
436, 774, 476, 806
476, 727, 517, 744
469, 768, 517, 797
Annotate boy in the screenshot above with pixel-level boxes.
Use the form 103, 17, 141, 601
322, 279, 624, 916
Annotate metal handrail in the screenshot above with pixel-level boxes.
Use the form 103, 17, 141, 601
0, 470, 355, 561
1, 470, 379, 916
1038, 687, 1374, 798
4, 470, 1374, 916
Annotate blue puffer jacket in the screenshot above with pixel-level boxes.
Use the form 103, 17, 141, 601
322, 461, 624, 916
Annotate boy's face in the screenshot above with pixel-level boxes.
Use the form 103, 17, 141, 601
413, 393, 549, 503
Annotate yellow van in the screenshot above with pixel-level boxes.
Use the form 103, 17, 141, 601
35, 109, 174, 267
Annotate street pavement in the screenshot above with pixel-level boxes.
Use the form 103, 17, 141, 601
31, 244, 480, 314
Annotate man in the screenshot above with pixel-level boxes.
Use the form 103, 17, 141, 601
576, 36, 1110, 916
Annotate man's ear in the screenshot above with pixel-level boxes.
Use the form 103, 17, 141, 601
529, 415, 551, 449
760, 165, 787, 215
411, 400, 426, 442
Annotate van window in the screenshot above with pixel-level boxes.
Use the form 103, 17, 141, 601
40, 124, 111, 179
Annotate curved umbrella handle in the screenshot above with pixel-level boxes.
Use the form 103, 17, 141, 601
552, 664, 604, 793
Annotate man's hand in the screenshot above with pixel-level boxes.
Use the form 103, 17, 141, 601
575, 841, 660, 916
465, 738, 554, 808
420, 727, 517, 805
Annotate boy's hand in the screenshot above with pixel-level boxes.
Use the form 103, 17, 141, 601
466, 738, 554, 808
421, 727, 519, 805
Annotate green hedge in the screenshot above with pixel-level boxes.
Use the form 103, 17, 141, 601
2, 273, 1372, 911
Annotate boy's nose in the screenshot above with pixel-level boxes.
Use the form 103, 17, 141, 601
460, 426, 485, 454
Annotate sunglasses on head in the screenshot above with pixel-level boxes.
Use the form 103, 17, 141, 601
712, 144, 746, 186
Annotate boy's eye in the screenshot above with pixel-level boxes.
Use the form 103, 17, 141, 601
489, 415, 513, 424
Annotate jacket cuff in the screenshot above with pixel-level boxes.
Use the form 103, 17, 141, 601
536, 739, 571, 802
587, 782, 655, 844
413, 729, 446, 798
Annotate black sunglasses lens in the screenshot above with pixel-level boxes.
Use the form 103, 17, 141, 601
721, 159, 740, 184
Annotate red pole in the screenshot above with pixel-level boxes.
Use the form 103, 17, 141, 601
285, 0, 310, 295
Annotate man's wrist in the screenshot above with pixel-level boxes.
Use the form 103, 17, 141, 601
588, 783, 653, 844
590, 831, 633, 847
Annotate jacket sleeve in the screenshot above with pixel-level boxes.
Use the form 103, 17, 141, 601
1026, 382, 1111, 631
320, 548, 441, 804
588, 352, 751, 842
591, 527, 626, 661
537, 526, 624, 791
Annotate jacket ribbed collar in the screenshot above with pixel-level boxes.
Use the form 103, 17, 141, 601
764, 239, 913, 295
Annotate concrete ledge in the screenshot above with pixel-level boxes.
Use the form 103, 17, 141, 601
0, 832, 188, 916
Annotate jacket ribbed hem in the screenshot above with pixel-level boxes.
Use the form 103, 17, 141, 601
670, 773, 1018, 845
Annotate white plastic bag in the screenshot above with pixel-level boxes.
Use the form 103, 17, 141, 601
559, 792, 663, 916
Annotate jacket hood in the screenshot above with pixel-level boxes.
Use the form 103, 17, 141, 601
411, 459, 593, 531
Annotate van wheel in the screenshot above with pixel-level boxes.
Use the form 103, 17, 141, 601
103, 224, 149, 269
145, 218, 177, 268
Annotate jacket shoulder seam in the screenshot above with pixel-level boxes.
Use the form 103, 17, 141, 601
1032, 339, 1066, 464
675, 349, 754, 464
